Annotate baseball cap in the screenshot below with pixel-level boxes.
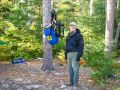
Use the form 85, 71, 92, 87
70, 22, 77, 26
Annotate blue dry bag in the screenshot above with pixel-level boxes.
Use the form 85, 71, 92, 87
44, 26, 58, 45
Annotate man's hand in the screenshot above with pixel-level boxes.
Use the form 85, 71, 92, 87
76, 54, 81, 61
65, 52, 67, 60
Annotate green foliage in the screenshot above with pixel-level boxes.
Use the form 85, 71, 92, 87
0, 0, 13, 18
0, 0, 43, 60
94, 1, 105, 15
113, 61, 120, 77
53, 38, 66, 57
0, 20, 43, 60
0, 45, 11, 61
84, 40, 115, 84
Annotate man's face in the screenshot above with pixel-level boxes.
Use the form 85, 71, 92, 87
69, 25, 76, 32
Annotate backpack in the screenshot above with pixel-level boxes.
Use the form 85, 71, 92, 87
44, 26, 59, 45
44, 9, 64, 45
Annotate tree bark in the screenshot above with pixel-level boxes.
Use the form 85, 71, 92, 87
105, 0, 115, 55
114, 23, 120, 49
117, 0, 120, 9
89, 0, 94, 16
51, 0, 53, 10
42, 0, 53, 71
117, 0, 120, 19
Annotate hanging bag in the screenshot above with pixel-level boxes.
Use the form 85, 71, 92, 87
44, 26, 59, 45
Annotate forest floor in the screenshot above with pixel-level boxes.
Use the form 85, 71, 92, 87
0, 59, 120, 90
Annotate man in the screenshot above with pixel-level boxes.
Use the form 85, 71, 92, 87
65, 22, 84, 87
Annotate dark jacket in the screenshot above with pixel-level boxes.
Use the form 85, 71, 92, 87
65, 29, 84, 61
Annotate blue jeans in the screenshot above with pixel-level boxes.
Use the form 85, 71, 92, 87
67, 52, 80, 85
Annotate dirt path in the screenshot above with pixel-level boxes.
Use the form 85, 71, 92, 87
0, 60, 119, 90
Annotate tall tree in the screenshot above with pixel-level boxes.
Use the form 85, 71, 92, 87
42, 0, 53, 71
114, 0, 120, 47
117, 0, 120, 20
89, 0, 94, 16
117, 0, 120, 10
105, 0, 115, 55
114, 23, 120, 49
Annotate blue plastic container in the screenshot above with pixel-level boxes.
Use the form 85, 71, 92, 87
12, 58, 26, 64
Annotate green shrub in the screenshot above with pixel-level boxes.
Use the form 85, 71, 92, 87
0, 45, 11, 61
0, 21, 43, 60
53, 38, 65, 57
84, 40, 115, 84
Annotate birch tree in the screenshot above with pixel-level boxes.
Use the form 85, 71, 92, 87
105, 0, 115, 55
89, 0, 94, 16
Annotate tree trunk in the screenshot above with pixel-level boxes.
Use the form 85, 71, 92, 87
42, 0, 53, 71
51, 0, 53, 9
117, 0, 120, 19
114, 23, 120, 49
117, 0, 120, 9
89, 0, 94, 16
105, 0, 115, 55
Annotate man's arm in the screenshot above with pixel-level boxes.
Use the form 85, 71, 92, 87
76, 33, 84, 61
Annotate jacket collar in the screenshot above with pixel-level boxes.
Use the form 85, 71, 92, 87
67, 29, 80, 39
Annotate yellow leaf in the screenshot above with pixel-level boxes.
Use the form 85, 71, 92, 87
30, 25, 36, 30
